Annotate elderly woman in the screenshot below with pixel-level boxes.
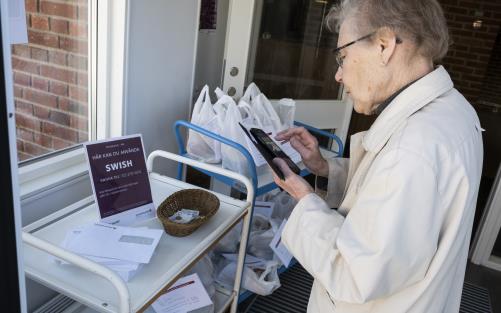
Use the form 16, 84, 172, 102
272, 0, 483, 312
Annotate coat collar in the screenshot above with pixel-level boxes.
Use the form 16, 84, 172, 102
362, 66, 454, 153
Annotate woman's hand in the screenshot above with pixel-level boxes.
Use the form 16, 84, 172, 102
272, 158, 314, 201
275, 127, 329, 177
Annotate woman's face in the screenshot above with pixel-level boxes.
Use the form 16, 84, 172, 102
335, 20, 387, 115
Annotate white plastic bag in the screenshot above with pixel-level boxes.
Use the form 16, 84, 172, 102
216, 260, 281, 296
274, 98, 296, 129
247, 214, 279, 260
271, 191, 297, 221
187, 254, 216, 300
186, 85, 221, 163
219, 101, 252, 175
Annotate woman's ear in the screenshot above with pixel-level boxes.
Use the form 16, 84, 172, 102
376, 27, 398, 65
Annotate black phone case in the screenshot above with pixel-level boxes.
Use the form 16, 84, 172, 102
239, 123, 300, 180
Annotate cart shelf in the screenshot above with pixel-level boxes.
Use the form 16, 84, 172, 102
23, 151, 254, 313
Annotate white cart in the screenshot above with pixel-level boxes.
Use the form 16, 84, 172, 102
22, 150, 254, 313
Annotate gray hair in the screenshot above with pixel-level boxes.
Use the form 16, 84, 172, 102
326, 0, 450, 62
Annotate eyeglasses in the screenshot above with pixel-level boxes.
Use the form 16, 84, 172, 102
333, 32, 402, 68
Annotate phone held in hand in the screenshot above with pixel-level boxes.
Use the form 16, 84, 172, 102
239, 123, 301, 180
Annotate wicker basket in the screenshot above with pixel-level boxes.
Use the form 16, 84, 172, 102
157, 189, 220, 237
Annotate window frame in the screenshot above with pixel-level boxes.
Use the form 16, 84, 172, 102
18, 0, 129, 199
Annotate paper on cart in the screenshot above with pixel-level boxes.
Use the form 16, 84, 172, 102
269, 219, 293, 267
151, 273, 213, 313
65, 223, 163, 264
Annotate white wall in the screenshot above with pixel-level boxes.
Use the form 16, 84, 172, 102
193, 0, 229, 102
125, 0, 200, 178
24, 1, 200, 310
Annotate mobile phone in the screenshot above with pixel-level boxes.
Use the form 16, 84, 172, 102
239, 123, 300, 180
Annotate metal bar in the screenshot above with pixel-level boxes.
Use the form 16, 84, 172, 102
22, 232, 130, 313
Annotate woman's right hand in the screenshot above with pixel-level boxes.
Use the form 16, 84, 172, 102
275, 127, 329, 177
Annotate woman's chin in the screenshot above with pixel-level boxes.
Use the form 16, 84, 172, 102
353, 101, 374, 115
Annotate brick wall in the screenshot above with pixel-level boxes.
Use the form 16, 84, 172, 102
12, 0, 88, 161
440, 0, 501, 109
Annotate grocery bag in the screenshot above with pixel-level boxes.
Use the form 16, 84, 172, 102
216, 260, 281, 296
186, 85, 221, 163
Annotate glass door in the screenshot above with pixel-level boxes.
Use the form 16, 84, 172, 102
222, 0, 352, 144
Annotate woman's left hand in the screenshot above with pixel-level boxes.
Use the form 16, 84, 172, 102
272, 158, 314, 201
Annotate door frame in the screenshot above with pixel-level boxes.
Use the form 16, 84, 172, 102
222, 0, 353, 144
471, 164, 501, 271
0, 0, 27, 310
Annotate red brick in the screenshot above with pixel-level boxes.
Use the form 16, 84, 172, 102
42, 121, 78, 141
32, 77, 49, 91
58, 97, 87, 116
68, 54, 87, 70
50, 18, 69, 34
69, 86, 88, 103
17, 128, 34, 141
69, 21, 87, 37
48, 50, 67, 66
33, 104, 50, 119
15, 100, 34, 115
16, 113, 41, 131
40, 65, 77, 84
78, 5, 88, 21
31, 47, 49, 62
18, 151, 33, 161
77, 72, 88, 87
12, 45, 30, 57
25, 0, 38, 13
40, 1, 78, 19
70, 115, 88, 131
34, 133, 53, 148
24, 89, 58, 108
28, 30, 59, 49
49, 110, 71, 126
49, 81, 68, 96
24, 141, 51, 156
17, 139, 24, 152
14, 86, 23, 98
14, 72, 31, 86
12, 57, 40, 75
31, 15, 49, 31
53, 138, 74, 149
59, 37, 88, 54
77, 131, 88, 142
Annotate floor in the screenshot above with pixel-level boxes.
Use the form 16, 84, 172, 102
238, 261, 501, 313
464, 262, 501, 313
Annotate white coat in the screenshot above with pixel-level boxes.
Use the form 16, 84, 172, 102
282, 66, 483, 313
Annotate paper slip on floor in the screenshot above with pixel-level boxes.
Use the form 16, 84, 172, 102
63, 223, 163, 264
151, 273, 213, 313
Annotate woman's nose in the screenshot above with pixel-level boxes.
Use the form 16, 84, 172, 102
335, 66, 343, 83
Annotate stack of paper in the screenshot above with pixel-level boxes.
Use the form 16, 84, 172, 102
57, 223, 163, 281
151, 273, 213, 313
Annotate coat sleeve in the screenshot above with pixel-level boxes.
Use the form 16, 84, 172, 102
282, 149, 440, 304
314, 157, 349, 208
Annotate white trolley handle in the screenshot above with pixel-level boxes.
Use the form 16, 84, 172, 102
146, 150, 254, 204
22, 232, 130, 313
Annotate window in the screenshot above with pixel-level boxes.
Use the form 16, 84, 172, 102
12, 0, 90, 162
